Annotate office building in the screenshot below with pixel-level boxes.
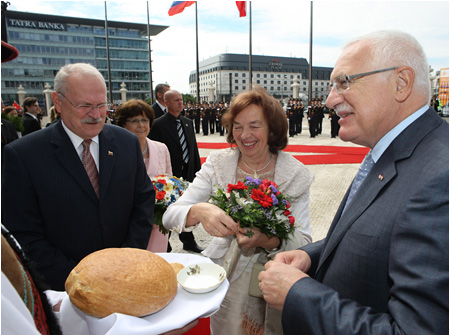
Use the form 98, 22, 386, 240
189, 53, 333, 103
1, 10, 167, 109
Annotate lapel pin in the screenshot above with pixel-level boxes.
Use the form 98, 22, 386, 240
108, 151, 114, 156
378, 174, 384, 181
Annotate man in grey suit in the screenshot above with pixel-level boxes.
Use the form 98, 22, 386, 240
2, 63, 155, 290
259, 30, 448, 334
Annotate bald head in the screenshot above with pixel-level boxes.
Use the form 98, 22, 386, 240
164, 90, 184, 117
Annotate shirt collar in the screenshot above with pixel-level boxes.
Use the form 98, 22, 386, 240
61, 120, 99, 150
371, 105, 429, 162
156, 101, 166, 113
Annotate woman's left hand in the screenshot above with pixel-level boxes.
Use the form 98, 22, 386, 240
236, 227, 280, 250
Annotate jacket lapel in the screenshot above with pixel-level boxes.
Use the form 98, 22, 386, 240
316, 108, 443, 274
98, 125, 117, 200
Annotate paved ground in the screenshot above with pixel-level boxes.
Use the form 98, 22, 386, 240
169, 118, 363, 253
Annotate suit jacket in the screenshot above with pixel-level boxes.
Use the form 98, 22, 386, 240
152, 102, 165, 119
149, 112, 201, 182
1, 120, 155, 290
282, 108, 449, 334
21, 113, 41, 136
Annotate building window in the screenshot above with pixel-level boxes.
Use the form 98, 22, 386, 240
242, 73, 246, 77
242, 80, 246, 84
257, 80, 260, 84
257, 74, 260, 78
235, 73, 238, 77
271, 74, 274, 78
242, 86, 246, 90
235, 86, 239, 90
264, 74, 267, 78
235, 79, 239, 84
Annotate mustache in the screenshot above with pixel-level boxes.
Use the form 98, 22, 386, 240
334, 103, 352, 115
81, 117, 104, 124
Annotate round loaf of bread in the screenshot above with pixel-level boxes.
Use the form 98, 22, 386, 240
65, 248, 177, 318
170, 262, 185, 274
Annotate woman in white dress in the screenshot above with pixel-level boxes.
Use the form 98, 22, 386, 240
163, 87, 313, 334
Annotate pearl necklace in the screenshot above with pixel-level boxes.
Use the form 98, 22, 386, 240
241, 154, 273, 178
142, 142, 148, 156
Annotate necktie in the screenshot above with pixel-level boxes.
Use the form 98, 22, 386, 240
176, 119, 189, 164
82, 139, 99, 198
343, 151, 375, 212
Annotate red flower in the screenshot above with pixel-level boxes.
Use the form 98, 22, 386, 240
288, 216, 295, 225
283, 210, 291, 216
227, 180, 248, 193
251, 189, 273, 208
156, 190, 166, 201
156, 179, 167, 185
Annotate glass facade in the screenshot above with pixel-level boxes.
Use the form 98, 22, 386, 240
1, 10, 167, 109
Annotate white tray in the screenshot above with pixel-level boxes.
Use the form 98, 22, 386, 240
58, 253, 228, 335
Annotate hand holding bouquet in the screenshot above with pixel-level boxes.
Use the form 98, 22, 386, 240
151, 175, 189, 234
210, 176, 297, 241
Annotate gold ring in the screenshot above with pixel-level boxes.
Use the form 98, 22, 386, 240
214, 230, 220, 236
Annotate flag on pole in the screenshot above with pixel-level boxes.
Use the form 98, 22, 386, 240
236, 1, 246, 17
168, 1, 196, 16
13, 100, 22, 111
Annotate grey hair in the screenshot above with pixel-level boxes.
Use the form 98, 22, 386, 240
344, 30, 431, 102
54, 63, 106, 94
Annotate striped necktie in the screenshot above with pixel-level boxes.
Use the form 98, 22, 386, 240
82, 139, 100, 198
343, 151, 374, 212
176, 119, 189, 164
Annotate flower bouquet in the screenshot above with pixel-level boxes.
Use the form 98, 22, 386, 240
209, 176, 297, 240
151, 175, 189, 234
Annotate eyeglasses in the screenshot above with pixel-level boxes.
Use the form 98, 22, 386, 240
127, 118, 149, 125
329, 67, 399, 95
58, 92, 110, 113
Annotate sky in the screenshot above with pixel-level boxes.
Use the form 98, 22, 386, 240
8, 0, 450, 95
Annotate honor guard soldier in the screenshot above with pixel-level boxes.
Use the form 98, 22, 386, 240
194, 102, 201, 134
201, 102, 208, 136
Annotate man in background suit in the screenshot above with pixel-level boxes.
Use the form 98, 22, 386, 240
2, 63, 155, 290
21, 97, 41, 136
152, 83, 170, 119
259, 30, 448, 334
150, 90, 203, 253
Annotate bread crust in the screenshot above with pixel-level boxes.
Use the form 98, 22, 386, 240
65, 248, 177, 317
170, 262, 185, 274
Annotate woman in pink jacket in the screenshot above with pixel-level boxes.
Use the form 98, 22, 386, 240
115, 99, 172, 252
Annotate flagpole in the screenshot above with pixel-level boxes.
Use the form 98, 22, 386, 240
104, 1, 113, 103
249, 1, 252, 90
308, 1, 313, 104
146, 1, 154, 103
195, 2, 200, 103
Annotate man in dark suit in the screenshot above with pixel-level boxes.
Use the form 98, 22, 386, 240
150, 90, 203, 253
151, 83, 170, 119
2, 63, 155, 291
21, 96, 41, 136
259, 30, 448, 334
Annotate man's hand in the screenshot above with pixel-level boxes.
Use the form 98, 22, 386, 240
258, 250, 311, 311
273, 249, 312, 272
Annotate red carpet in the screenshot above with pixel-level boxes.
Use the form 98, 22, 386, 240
198, 143, 369, 165
184, 317, 210, 335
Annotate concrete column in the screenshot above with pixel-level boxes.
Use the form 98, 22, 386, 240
291, 80, 300, 99
43, 83, 53, 115
17, 84, 26, 107
120, 82, 127, 103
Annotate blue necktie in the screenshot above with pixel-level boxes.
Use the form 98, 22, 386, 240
176, 119, 189, 164
343, 151, 375, 212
